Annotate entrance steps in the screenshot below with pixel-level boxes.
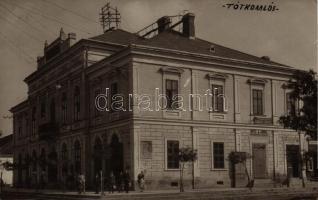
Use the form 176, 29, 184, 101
253, 179, 274, 188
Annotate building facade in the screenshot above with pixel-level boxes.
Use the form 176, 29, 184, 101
10, 13, 313, 190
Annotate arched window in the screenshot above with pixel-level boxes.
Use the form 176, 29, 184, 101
18, 154, 22, 186
61, 143, 68, 176
94, 137, 103, 175
74, 140, 81, 174
61, 143, 67, 161
73, 86, 80, 121
32, 151, 37, 171
39, 148, 46, 171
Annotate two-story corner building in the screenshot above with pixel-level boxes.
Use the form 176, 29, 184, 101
10, 13, 311, 190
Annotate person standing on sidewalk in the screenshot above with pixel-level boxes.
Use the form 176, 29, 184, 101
95, 172, 100, 194
137, 171, 145, 192
123, 169, 130, 193
108, 172, 116, 193
117, 171, 124, 193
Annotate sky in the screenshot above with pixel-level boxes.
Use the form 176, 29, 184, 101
0, 0, 316, 136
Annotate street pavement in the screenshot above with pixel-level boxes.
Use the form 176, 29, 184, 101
1, 187, 318, 200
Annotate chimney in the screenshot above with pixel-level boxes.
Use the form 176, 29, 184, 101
182, 13, 195, 39
68, 33, 76, 46
157, 16, 171, 33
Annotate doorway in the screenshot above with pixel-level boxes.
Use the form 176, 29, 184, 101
110, 134, 123, 178
286, 145, 300, 178
252, 143, 267, 178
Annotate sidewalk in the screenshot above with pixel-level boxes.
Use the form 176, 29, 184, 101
4, 186, 318, 198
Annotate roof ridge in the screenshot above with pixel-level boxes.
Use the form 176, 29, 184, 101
195, 37, 289, 67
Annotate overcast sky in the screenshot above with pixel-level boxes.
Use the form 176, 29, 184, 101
0, 0, 316, 136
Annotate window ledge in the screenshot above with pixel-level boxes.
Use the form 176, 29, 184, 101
164, 168, 180, 171
209, 111, 228, 114
165, 109, 181, 112
250, 114, 267, 117
210, 168, 228, 171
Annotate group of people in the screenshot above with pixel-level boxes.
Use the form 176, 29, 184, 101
105, 170, 131, 193
94, 170, 146, 194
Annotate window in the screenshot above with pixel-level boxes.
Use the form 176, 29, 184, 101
166, 79, 179, 110
74, 86, 80, 121
167, 140, 179, 169
40, 96, 46, 118
32, 107, 36, 135
213, 142, 225, 169
74, 140, 81, 174
61, 92, 67, 123
286, 93, 296, 115
110, 83, 118, 112
61, 144, 67, 160
50, 99, 56, 122
212, 84, 224, 112
252, 89, 263, 115
17, 115, 22, 136
94, 89, 101, 117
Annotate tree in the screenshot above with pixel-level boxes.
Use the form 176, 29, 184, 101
279, 69, 317, 138
279, 69, 317, 188
228, 151, 252, 188
178, 147, 197, 192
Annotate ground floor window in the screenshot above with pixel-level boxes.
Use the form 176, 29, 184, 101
212, 142, 225, 169
167, 140, 179, 169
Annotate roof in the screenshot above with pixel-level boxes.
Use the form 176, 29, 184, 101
89, 29, 290, 67
0, 135, 13, 156
89, 29, 140, 45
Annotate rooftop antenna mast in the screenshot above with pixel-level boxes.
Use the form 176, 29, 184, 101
99, 3, 121, 33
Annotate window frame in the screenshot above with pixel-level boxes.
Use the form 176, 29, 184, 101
252, 89, 264, 116
165, 79, 179, 110
211, 84, 224, 112
286, 92, 296, 115
94, 88, 101, 117
73, 86, 80, 121
110, 82, 119, 112
165, 139, 180, 170
211, 141, 226, 170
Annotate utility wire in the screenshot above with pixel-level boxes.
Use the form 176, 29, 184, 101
0, 2, 53, 38
0, 9, 43, 43
1, 0, 92, 35
41, 0, 99, 24
0, 31, 35, 64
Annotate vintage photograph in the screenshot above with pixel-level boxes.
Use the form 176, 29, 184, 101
0, 0, 317, 199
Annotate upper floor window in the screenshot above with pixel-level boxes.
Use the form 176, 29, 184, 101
166, 79, 179, 110
110, 83, 118, 112
167, 140, 179, 169
50, 99, 56, 122
74, 86, 80, 121
286, 92, 296, 115
212, 84, 224, 112
94, 89, 101, 117
212, 142, 225, 169
61, 143, 67, 160
252, 89, 263, 115
32, 107, 36, 135
17, 116, 22, 136
61, 92, 67, 124
40, 96, 46, 119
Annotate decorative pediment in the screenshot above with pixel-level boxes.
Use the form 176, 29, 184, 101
160, 66, 184, 75
206, 72, 228, 80
247, 78, 267, 85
